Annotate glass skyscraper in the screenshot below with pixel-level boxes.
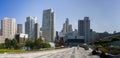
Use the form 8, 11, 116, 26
42, 9, 56, 42
25, 16, 39, 39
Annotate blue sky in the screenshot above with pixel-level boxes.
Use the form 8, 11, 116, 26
0, 0, 120, 33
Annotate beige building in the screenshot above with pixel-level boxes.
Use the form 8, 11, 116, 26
0, 36, 4, 43
1, 17, 16, 40
62, 18, 73, 33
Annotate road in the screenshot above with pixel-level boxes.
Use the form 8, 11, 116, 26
0, 47, 99, 58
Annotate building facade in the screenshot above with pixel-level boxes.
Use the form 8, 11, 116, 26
17, 24, 22, 33
25, 16, 39, 39
42, 9, 56, 42
78, 17, 90, 42
62, 18, 73, 33
34, 23, 40, 39
1, 17, 16, 40
15, 33, 28, 43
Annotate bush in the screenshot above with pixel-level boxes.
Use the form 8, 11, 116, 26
41, 43, 51, 48
99, 47, 120, 55
0, 44, 6, 49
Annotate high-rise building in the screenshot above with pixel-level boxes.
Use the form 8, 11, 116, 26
25, 16, 39, 39
1, 17, 16, 39
62, 18, 73, 33
17, 24, 22, 33
42, 9, 56, 42
65, 18, 69, 32
78, 17, 90, 42
34, 23, 40, 39
78, 20, 85, 36
84, 17, 90, 42
62, 23, 66, 32
68, 24, 73, 32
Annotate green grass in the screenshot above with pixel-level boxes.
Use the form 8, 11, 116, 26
0, 49, 25, 53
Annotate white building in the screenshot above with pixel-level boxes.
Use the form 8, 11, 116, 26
15, 33, 28, 43
42, 9, 56, 42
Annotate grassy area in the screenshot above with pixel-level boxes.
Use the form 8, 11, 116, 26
0, 49, 25, 53
0, 48, 66, 53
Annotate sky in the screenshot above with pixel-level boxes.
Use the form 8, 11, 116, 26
0, 0, 120, 33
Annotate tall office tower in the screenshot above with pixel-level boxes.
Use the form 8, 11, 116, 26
84, 17, 90, 42
1, 17, 16, 39
78, 20, 85, 36
62, 18, 73, 33
78, 17, 90, 42
42, 9, 56, 42
17, 24, 22, 33
62, 23, 67, 32
65, 18, 69, 32
25, 16, 39, 39
34, 23, 40, 39
68, 24, 73, 32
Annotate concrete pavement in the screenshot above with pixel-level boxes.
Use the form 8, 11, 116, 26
0, 47, 99, 58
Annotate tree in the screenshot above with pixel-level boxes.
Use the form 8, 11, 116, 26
34, 38, 44, 49
5, 38, 19, 49
11, 39, 18, 49
58, 37, 64, 46
5, 38, 11, 49
25, 39, 34, 49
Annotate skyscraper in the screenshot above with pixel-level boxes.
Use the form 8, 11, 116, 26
78, 20, 85, 36
84, 17, 90, 42
78, 17, 90, 42
1, 17, 16, 39
65, 18, 69, 32
62, 18, 73, 33
68, 24, 73, 32
17, 24, 22, 33
34, 23, 40, 39
42, 9, 56, 42
25, 16, 39, 39
62, 23, 67, 32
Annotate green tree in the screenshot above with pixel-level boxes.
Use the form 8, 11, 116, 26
25, 39, 34, 49
5, 38, 11, 49
34, 38, 44, 49
11, 39, 18, 49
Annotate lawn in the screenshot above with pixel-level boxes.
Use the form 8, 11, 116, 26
0, 49, 25, 53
